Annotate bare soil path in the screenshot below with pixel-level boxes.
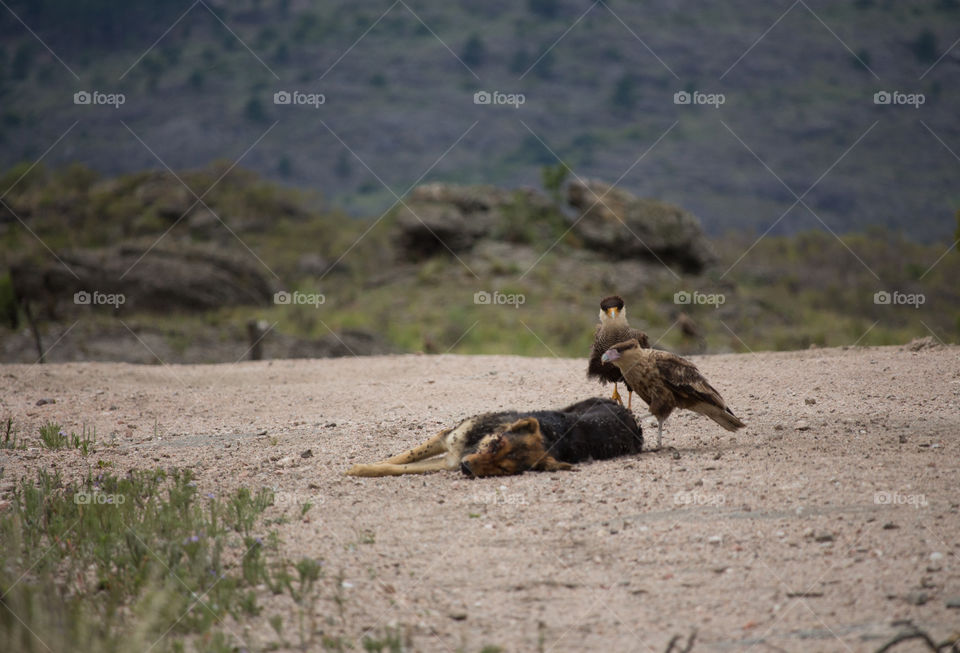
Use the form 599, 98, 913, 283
2, 345, 958, 652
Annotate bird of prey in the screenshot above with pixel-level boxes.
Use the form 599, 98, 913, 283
587, 295, 650, 408
601, 338, 745, 449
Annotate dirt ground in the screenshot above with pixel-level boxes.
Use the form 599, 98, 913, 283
2, 344, 959, 652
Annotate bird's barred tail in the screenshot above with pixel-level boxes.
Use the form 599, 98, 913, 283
694, 402, 746, 432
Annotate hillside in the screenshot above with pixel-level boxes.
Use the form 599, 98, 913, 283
1, 0, 958, 239
2, 163, 957, 364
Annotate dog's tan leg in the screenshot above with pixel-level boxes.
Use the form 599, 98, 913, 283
379, 429, 450, 465
346, 456, 457, 477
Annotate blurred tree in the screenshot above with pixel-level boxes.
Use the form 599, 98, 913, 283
11, 43, 33, 81
245, 96, 268, 123
510, 47, 529, 74
189, 68, 206, 90
909, 28, 939, 63
140, 54, 164, 91
529, 0, 561, 19
335, 150, 352, 179
541, 162, 570, 203
955, 209, 959, 251
0, 273, 17, 330
461, 34, 486, 67
612, 73, 639, 112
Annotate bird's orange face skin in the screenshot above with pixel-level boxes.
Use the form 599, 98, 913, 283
460, 418, 573, 477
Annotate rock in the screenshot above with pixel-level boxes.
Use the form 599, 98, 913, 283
297, 253, 334, 277
946, 597, 960, 609
35, 398, 56, 406
904, 591, 929, 606
795, 420, 810, 431
907, 336, 939, 351
804, 397, 816, 405
187, 208, 219, 235
814, 531, 835, 543
300, 449, 313, 459
393, 183, 556, 260
566, 179, 714, 273
11, 243, 275, 314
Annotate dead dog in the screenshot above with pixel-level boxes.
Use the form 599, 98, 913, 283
345, 397, 643, 478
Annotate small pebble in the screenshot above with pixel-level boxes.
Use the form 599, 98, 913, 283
905, 591, 928, 606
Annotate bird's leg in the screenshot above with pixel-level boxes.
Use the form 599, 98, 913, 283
611, 383, 623, 406
656, 419, 664, 450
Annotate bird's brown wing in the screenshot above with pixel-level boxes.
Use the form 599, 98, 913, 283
654, 353, 725, 408
629, 328, 650, 349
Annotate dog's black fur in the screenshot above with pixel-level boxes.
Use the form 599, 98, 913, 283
461, 397, 643, 462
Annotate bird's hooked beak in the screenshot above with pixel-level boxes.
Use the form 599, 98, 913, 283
601, 348, 621, 364
606, 307, 619, 318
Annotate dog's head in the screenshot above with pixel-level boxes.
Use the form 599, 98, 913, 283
459, 417, 574, 477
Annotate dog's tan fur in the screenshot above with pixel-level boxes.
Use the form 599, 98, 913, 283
345, 417, 570, 478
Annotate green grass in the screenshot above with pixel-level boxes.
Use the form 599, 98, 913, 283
1, 417, 21, 450
0, 466, 444, 652
37, 422, 95, 453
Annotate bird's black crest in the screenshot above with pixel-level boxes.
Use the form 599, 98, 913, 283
600, 295, 625, 311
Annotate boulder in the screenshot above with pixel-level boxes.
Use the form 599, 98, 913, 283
393, 183, 556, 260
567, 179, 714, 273
11, 242, 274, 315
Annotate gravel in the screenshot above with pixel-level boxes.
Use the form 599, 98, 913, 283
1, 344, 958, 651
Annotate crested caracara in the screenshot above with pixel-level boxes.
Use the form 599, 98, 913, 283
602, 338, 745, 449
587, 295, 650, 408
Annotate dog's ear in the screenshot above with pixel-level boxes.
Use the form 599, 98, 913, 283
506, 417, 539, 434
534, 456, 575, 472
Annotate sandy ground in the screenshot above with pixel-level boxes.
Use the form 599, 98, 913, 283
1, 345, 959, 652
